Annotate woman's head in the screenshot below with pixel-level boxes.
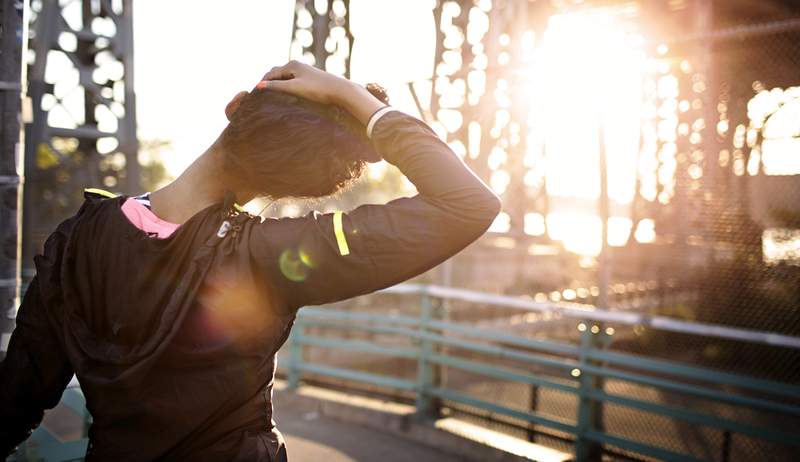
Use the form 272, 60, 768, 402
217, 84, 388, 201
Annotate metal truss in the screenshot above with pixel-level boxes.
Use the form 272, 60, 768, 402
0, 0, 27, 353
22, 0, 138, 283
289, 0, 353, 77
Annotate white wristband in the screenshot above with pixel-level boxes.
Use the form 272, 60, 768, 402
366, 106, 396, 139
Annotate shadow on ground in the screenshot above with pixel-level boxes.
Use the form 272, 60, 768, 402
274, 396, 462, 462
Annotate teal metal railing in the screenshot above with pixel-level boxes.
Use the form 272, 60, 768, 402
7, 283, 800, 461
8, 384, 90, 462
284, 283, 800, 462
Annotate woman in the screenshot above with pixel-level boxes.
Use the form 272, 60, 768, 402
0, 60, 501, 461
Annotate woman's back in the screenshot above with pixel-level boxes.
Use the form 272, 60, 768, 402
51, 193, 291, 460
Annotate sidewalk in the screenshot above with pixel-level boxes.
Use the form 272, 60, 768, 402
274, 391, 463, 462
272, 381, 572, 462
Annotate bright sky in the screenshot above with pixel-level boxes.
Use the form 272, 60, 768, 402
134, 0, 435, 175
130, 2, 798, 258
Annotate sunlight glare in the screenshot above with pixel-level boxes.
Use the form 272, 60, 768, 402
526, 10, 645, 255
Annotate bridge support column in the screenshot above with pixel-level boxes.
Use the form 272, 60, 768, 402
575, 321, 605, 461
287, 317, 304, 391
415, 290, 440, 420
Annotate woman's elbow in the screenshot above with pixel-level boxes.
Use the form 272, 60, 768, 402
469, 190, 502, 228
488, 192, 503, 218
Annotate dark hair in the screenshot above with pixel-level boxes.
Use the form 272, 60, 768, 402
218, 83, 389, 200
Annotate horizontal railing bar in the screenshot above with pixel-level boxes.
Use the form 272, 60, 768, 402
34, 440, 90, 462
427, 353, 578, 394
587, 390, 800, 447
296, 320, 422, 338
295, 335, 419, 359
581, 365, 800, 417
427, 319, 580, 357
587, 349, 800, 398
418, 331, 580, 371
374, 284, 800, 349
296, 363, 416, 391
296, 319, 578, 372
301, 309, 799, 401
300, 309, 580, 357
60, 389, 87, 417
429, 387, 577, 435
583, 431, 708, 462
300, 307, 421, 327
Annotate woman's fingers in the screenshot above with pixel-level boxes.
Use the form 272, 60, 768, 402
263, 61, 300, 81
257, 63, 299, 91
225, 91, 249, 121
258, 78, 297, 94
255, 60, 336, 102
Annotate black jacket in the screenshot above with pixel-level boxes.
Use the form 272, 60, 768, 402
0, 110, 501, 461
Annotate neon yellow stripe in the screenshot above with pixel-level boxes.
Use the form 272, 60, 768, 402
84, 188, 118, 198
333, 211, 350, 256
234, 203, 245, 212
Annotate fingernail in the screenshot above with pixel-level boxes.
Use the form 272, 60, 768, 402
256, 81, 267, 89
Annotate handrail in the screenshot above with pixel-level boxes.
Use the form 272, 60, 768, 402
372, 283, 800, 349
288, 286, 800, 461
17, 285, 800, 462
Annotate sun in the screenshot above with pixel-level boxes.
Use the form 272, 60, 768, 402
522, 9, 647, 256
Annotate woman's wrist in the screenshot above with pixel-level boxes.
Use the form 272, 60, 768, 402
332, 80, 387, 127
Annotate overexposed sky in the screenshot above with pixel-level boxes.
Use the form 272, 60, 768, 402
134, 0, 435, 175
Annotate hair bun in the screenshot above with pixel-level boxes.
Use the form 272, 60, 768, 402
365, 83, 390, 105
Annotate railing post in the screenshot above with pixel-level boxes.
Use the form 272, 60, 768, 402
287, 315, 304, 391
721, 430, 732, 462
575, 321, 604, 461
527, 384, 539, 442
415, 288, 439, 420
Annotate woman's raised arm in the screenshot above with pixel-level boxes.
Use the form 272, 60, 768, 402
247, 63, 502, 312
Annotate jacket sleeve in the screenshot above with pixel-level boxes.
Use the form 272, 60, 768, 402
250, 110, 502, 312
0, 276, 74, 457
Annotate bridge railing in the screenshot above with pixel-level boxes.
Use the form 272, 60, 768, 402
7, 383, 90, 462
7, 283, 800, 461
283, 283, 800, 462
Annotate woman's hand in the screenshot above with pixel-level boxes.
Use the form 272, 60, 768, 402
257, 60, 387, 127
257, 60, 349, 105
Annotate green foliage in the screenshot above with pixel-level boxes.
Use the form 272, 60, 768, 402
137, 139, 173, 192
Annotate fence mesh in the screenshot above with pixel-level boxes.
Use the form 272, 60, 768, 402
280, 2, 800, 460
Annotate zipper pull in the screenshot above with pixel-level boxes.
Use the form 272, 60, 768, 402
216, 220, 232, 238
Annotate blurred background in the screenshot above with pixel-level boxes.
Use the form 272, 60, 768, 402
1, 0, 799, 461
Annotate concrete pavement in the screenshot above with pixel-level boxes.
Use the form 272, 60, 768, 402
274, 392, 463, 462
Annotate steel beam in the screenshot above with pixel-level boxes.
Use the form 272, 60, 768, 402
22, 0, 138, 286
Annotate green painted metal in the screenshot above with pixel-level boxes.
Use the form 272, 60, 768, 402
426, 353, 578, 394
580, 363, 800, 417
289, 301, 800, 461
586, 349, 800, 398
301, 306, 421, 327
426, 318, 580, 357
583, 431, 709, 462
428, 387, 577, 435
286, 317, 303, 390
416, 330, 580, 371
587, 389, 800, 447
9, 388, 90, 462
297, 362, 416, 391
293, 319, 421, 339
300, 307, 580, 357
415, 292, 437, 419
20, 285, 800, 462
575, 324, 602, 461
294, 334, 418, 359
